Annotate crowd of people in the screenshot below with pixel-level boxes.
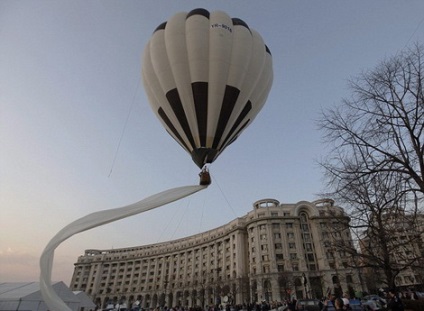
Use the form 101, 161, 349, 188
317, 289, 405, 311
98, 288, 415, 311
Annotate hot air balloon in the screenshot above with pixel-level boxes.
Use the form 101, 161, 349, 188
142, 8, 273, 172
40, 10, 273, 310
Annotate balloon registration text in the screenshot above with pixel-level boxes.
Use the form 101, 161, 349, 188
210, 23, 233, 33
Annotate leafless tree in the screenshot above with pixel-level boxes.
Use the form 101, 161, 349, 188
319, 44, 423, 196
318, 44, 424, 290
278, 272, 295, 299
327, 170, 423, 289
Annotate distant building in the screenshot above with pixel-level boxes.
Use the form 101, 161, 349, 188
359, 210, 424, 291
71, 198, 364, 309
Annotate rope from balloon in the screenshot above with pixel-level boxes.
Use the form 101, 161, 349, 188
39, 184, 207, 311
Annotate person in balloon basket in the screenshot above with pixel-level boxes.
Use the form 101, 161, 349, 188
387, 289, 404, 311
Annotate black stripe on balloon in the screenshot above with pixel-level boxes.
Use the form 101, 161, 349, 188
154, 22, 167, 33
158, 107, 190, 152
220, 101, 252, 149
265, 45, 271, 55
227, 119, 250, 147
212, 85, 240, 149
166, 88, 196, 150
192, 82, 208, 147
232, 18, 250, 32
187, 8, 210, 19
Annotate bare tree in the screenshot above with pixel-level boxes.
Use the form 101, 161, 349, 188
319, 44, 424, 196
278, 272, 295, 299
318, 44, 424, 290
326, 169, 423, 289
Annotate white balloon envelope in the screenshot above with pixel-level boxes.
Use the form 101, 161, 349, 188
39, 9, 273, 311
142, 8, 273, 168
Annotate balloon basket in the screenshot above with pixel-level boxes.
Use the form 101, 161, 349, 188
199, 166, 211, 186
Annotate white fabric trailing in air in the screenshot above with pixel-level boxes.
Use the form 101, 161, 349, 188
40, 184, 207, 311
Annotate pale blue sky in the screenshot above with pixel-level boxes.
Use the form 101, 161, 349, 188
1, 1, 423, 283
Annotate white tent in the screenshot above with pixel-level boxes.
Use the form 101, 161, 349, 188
73, 291, 96, 310
0, 282, 94, 311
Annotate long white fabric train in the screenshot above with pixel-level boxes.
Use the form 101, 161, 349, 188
40, 185, 207, 311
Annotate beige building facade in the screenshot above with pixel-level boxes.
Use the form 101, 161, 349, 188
360, 212, 424, 291
70, 198, 364, 309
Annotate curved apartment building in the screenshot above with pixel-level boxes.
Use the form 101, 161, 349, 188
70, 198, 364, 309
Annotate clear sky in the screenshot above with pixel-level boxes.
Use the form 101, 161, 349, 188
1, 1, 423, 284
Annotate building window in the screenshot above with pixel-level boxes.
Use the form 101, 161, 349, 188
287, 232, 294, 239
276, 254, 284, 261
274, 233, 281, 239
289, 243, 296, 249
290, 253, 297, 260
286, 223, 293, 229
275, 243, 282, 249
